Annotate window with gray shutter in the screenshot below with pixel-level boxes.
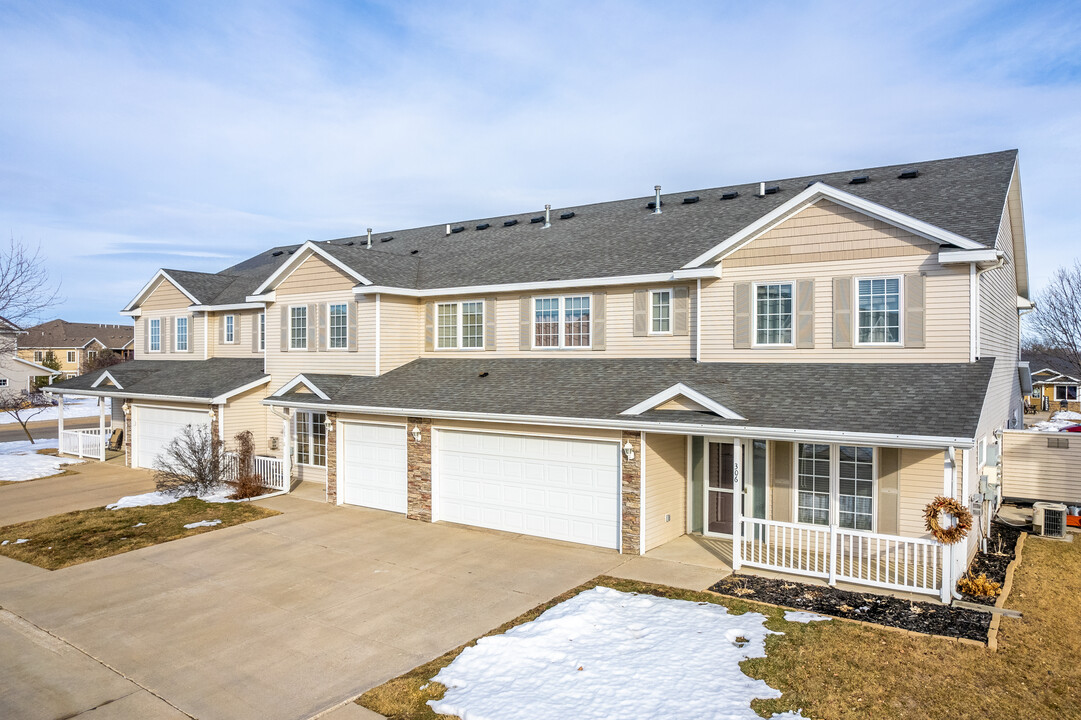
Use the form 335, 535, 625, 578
672, 287, 689, 336
632, 289, 649, 337
592, 292, 606, 350
732, 283, 751, 349
795, 279, 815, 349
905, 273, 926, 348
832, 277, 852, 349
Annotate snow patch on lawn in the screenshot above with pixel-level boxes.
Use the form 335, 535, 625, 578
106, 489, 238, 510
0, 439, 81, 482
0, 396, 111, 425
783, 611, 831, 623
183, 519, 221, 529
429, 586, 806, 720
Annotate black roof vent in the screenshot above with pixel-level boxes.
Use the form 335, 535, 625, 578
898, 169, 920, 179
476, 223, 490, 230
450, 226, 465, 234
504, 219, 518, 227
850, 175, 869, 184
721, 191, 739, 200
342, 241, 354, 246
380, 236, 393, 242
682, 196, 699, 204
410, 249, 419, 255
560, 212, 575, 220
763, 185, 780, 195
806, 180, 821, 188
287, 249, 296, 255
272, 250, 283, 256
478, 371, 489, 378
646, 201, 664, 209
530, 216, 544, 224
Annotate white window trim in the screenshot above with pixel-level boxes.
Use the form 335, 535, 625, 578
289, 305, 308, 351
0, 378, 8, 387
259, 312, 266, 352
294, 411, 327, 467
792, 443, 877, 533
853, 275, 904, 347
175, 317, 189, 352
326, 302, 350, 351
531, 294, 592, 350
149, 318, 161, 353
34, 351, 43, 362
223, 314, 236, 344
435, 299, 485, 351
750, 280, 796, 348
648, 288, 673, 336
67, 351, 77, 364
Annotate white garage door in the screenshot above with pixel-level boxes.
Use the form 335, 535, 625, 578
134, 406, 210, 469
436, 430, 620, 549
340, 422, 408, 513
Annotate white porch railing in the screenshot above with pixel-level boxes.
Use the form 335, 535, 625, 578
59, 427, 109, 461
739, 517, 945, 598
221, 452, 287, 491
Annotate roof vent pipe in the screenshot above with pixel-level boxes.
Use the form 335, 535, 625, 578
543, 204, 551, 228
653, 185, 662, 214
446, 224, 451, 236
366, 228, 372, 249
759, 182, 765, 196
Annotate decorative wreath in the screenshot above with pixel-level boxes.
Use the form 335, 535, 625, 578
924, 496, 973, 545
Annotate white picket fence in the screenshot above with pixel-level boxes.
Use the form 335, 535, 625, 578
738, 517, 944, 598
221, 452, 287, 491
59, 427, 109, 461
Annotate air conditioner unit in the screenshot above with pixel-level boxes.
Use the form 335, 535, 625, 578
1033, 502, 1068, 538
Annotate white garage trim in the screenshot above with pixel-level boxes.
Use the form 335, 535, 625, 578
336, 419, 408, 513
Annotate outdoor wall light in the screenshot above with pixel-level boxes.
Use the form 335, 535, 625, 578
623, 441, 635, 461
121, 402, 130, 416
411, 425, 422, 443
208, 409, 216, 419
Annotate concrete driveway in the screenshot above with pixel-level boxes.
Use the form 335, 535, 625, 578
0, 486, 724, 720
0, 458, 156, 526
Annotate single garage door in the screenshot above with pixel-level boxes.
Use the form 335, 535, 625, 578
134, 405, 210, 469
436, 430, 620, 549
340, 422, 408, 513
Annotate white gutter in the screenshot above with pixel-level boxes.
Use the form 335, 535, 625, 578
189, 302, 265, 312
46, 388, 214, 404
260, 398, 975, 450
374, 293, 381, 376
938, 249, 1002, 265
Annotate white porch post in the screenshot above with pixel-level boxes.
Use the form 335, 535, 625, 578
57, 395, 64, 453
731, 438, 742, 571
281, 411, 292, 488
941, 446, 957, 604
98, 397, 106, 461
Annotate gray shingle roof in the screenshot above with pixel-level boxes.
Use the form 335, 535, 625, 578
153, 149, 1015, 304
19, 320, 133, 349
48, 358, 266, 400
271, 357, 995, 441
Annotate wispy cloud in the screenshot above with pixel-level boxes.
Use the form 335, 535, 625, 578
0, 0, 1079, 321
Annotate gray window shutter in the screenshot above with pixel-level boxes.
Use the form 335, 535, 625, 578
733, 283, 751, 349
424, 302, 435, 352
219, 315, 226, 346
519, 297, 532, 350
592, 292, 606, 351
905, 273, 926, 348
187, 314, 195, 353
832, 277, 852, 349
143, 318, 149, 354
632, 289, 649, 337
484, 297, 497, 351
317, 304, 327, 352
795, 279, 815, 349
877, 447, 900, 535
672, 286, 689, 336
306, 304, 317, 350
280, 306, 290, 352
252, 314, 260, 352
348, 303, 357, 352
770, 441, 792, 523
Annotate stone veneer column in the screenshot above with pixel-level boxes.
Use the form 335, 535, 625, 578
406, 417, 432, 521
620, 430, 642, 555
325, 412, 338, 504
123, 399, 132, 468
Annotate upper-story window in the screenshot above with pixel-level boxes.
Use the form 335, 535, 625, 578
33, 351, 42, 362
259, 312, 266, 351
651, 290, 671, 334
328, 303, 348, 349
290, 306, 307, 350
856, 277, 901, 345
224, 315, 235, 344
175, 317, 188, 351
88, 350, 97, 360
149, 318, 161, 352
534, 295, 590, 349
67, 350, 76, 363
437, 300, 484, 349
754, 282, 793, 345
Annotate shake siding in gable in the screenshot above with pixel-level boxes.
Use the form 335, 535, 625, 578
140, 278, 191, 311
275, 253, 356, 296
379, 295, 422, 372
643, 433, 687, 552
134, 279, 201, 361
700, 202, 971, 363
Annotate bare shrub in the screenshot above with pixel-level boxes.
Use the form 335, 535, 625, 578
154, 424, 225, 497
230, 430, 266, 499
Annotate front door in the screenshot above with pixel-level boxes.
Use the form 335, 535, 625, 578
707, 441, 734, 535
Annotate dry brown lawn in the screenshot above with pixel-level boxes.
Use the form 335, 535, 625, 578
0, 497, 279, 569
360, 533, 1080, 720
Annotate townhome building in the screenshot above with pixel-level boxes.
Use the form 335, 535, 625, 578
18, 319, 134, 378
49, 150, 1030, 602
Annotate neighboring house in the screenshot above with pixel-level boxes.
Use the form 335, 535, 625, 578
17, 319, 134, 378
1021, 351, 1080, 412
0, 316, 60, 393
49, 150, 1030, 603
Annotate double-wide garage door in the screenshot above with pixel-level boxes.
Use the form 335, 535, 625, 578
436, 430, 621, 549
134, 405, 210, 470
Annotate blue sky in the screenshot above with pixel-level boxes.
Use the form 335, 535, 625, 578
2, 0, 1079, 323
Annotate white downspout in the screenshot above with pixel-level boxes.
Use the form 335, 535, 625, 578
98, 396, 106, 461
374, 293, 381, 376
203, 313, 209, 360
695, 278, 702, 363
57, 395, 65, 452
971, 254, 1006, 361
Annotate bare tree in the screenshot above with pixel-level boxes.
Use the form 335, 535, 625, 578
231, 430, 266, 499
1029, 260, 1081, 377
0, 237, 61, 354
0, 390, 55, 443
154, 424, 225, 497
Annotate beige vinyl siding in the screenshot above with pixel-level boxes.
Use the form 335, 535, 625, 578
643, 433, 687, 552
265, 292, 375, 388
296, 465, 328, 484
221, 385, 270, 454
141, 278, 191, 310
897, 448, 944, 538
419, 284, 696, 359
770, 441, 793, 522
379, 294, 422, 372
207, 310, 261, 358
1001, 430, 1081, 504
134, 312, 204, 361
276, 253, 356, 296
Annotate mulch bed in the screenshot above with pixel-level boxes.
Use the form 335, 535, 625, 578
710, 574, 990, 641
958, 521, 1023, 606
